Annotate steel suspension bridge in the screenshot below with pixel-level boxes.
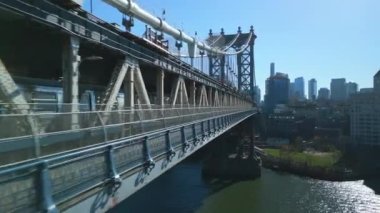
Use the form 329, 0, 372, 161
0, 0, 258, 212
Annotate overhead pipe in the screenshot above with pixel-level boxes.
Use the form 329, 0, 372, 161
102, 0, 227, 57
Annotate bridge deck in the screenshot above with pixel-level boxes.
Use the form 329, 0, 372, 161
0, 1, 257, 212
0, 108, 255, 212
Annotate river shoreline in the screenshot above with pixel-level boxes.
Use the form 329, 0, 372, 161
111, 158, 380, 213
261, 155, 362, 181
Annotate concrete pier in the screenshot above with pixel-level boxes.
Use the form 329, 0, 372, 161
202, 153, 261, 180
202, 117, 261, 179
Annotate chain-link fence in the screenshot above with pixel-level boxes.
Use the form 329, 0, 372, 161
0, 106, 251, 165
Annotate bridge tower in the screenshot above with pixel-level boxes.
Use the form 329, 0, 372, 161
208, 29, 226, 83
237, 26, 256, 101
207, 26, 257, 102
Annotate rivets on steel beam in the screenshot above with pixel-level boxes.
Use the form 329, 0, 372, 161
165, 130, 176, 161
143, 136, 155, 175
38, 161, 58, 213
181, 126, 190, 152
105, 145, 122, 195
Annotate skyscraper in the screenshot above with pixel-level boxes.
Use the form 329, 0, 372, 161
264, 72, 290, 113
294, 77, 305, 100
270, 63, 275, 77
346, 82, 358, 98
318, 88, 330, 100
330, 78, 347, 101
289, 82, 295, 99
254, 86, 261, 104
374, 70, 380, 93
308, 78, 317, 101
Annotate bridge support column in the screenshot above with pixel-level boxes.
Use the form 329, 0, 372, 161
124, 64, 134, 135
124, 64, 134, 109
99, 58, 131, 112
213, 90, 219, 106
156, 69, 165, 108
170, 77, 189, 108
202, 116, 261, 179
190, 81, 196, 107
207, 87, 213, 106
134, 66, 151, 109
197, 85, 208, 107
156, 69, 165, 127
62, 36, 80, 129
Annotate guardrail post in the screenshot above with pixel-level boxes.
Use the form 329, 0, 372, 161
38, 161, 58, 213
143, 136, 155, 174
106, 145, 121, 195
192, 123, 199, 145
181, 126, 190, 152
165, 130, 176, 161
216, 118, 220, 132
207, 119, 211, 135
212, 119, 217, 134
201, 121, 206, 140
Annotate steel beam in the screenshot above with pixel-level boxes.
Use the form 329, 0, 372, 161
190, 81, 196, 107
208, 87, 213, 106
124, 64, 134, 109
0, 58, 40, 156
100, 59, 130, 112
156, 70, 165, 108
134, 66, 151, 108
62, 36, 80, 129
170, 77, 189, 108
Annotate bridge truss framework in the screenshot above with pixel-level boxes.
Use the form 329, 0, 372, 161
0, 0, 258, 212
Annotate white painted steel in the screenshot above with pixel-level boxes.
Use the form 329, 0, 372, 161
103, 0, 227, 56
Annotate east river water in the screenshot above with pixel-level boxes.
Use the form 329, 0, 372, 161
110, 156, 380, 213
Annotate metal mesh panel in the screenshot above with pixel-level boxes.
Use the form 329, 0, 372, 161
0, 169, 39, 213
149, 135, 167, 157
114, 142, 144, 173
50, 153, 107, 203
0, 107, 251, 166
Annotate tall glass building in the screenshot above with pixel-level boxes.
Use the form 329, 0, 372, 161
264, 72, 290, 113
308, 78, 317, 101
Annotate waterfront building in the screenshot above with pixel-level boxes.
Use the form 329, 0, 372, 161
308, 78, 317, 101
351, 70, 380, 145
330, 78, 347, 101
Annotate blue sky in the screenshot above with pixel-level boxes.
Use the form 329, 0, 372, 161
84, 0, 380, 95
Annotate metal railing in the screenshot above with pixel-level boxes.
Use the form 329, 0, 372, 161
0, 106, 252, 165
0, 109, 255, 213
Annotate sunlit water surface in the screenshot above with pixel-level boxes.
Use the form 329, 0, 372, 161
111, 159, 380, 213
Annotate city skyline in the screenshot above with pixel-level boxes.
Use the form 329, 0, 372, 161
251, 64, 368, 101
84, 0, 380, 94
2, 2, 380, 213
